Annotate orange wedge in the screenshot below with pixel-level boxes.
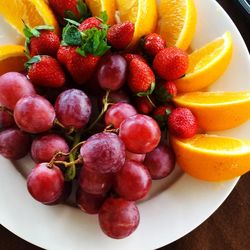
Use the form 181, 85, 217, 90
157, 0, 197, 50
116, 0, 158, 47
174, 91, 250, 131
0, 0, 59, 35
175, 32, 233, 92
85, 0, 116, 25
171, 135, 250, 181
0, 45, 27, 75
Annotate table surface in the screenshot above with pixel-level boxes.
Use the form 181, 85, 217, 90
1, 0, 250, 249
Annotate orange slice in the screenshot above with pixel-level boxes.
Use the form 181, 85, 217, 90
0, 45, 27, 75
175, 32, 233, 92
171, 134, 250, 181
157, 0, 197, 50
116, 0, 158, 47
85, 0, 116, 25
0, 0, 59, 35
174, 91, 250, 131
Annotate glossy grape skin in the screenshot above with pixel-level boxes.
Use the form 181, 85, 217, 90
105, 102, 137, 128
46, 181, 72, 205
14, 95, 55, 134
31, 134, 69, 163
76, 188, 106, 214
99, 197, 140, 239
98, 55, 127, 91
144, 144, 175, 180
114, 160, 152, 201
0, 72, 35, 109
0, 128, 31, 159
27, 163, 64, 204
79, 166, 113, 195
55, 89, 92, 129
119, 114, 161, 154
0, 110, 15, 129
125, 150, 145, 162
80, 132, 125, 174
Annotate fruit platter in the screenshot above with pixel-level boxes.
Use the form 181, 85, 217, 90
0, 0, 250, 249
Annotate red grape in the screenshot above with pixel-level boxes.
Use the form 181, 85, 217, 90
80, 132, 125, 174
144, 144, 175, 180
125, 150, 145, 162
79, 166, 113, 195
27, 163, 64, 204
55, 89, 92, 129
31, 134, 69, 163
0, 110, 15, 129
0, 128, 31, 159
76, 188, 106, 214
98, 55, 127, 91
105, 102, 137, 128
114, 160, 152, 201
0, 72, 35, 109
119, 114, 161, 154
14, 95, 55, 133
99, 197, 140, 239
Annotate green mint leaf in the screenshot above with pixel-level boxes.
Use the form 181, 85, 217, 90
35, 25, 54, 31
77, 0, 90, 18
64, 18, 80, 26
99, 11, 108, 24
24, 55, 41, 69
65, 10, 78, 20
62, 24, 82, 46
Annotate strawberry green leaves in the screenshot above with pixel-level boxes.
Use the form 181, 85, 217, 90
62, 24, 82, 46
64, 0, 90, 22
24, 55, 41, 69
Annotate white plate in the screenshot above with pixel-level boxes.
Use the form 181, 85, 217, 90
1, 0, 250, 249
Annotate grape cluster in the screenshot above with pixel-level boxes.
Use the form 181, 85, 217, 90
0, 16, 179, 241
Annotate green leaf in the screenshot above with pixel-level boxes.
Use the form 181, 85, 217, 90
64, 18, 80, 26
77, 0, 89, 18
76, 47, 86, 57
65, 10, 78, 20
99, 11, 108, 24
23, 22, 40, 40
166, 109, 172, 116
62, 24, 82, 46
35, 25, 54, 31
137, 82, 156, 97
24, 55, 41, 69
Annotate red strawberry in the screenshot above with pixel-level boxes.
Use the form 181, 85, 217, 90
24, 24, 60, 57
128, 59, 155, 94
142, 33, 166, 57
57, 45, 77, 67
26, 55, 66, 88
135, 96, 154, 115
107, 22, 135, 50
48, 0, 88, 21
79, 17, 102, 31
123, 53, 147, 64
67, 49, 101, 85
153, 47, 189, 81
168, 108, 198, 139
155, 81, 177, 103
153, 105, 174, 128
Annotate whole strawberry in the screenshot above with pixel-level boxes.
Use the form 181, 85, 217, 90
107, 22, 135, 50
48, 0, 89, 21
23, 24, 60, 57
135, 96, 155, 114
168, 108, 198, 139
79, 17, 102, 31
153, 105, 174, 129
142, 33, 166, 57
155, 81, 177, 103
128, 59, 155, 94
26, 55, 66, 88
153, 47, 189, 81
67, 49, 101, 85
123, 53, 147, 64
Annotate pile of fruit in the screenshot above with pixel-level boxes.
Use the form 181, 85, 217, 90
0, 0, 250, 239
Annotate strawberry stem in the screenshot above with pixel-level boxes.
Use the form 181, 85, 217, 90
146, 95, 156, 108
